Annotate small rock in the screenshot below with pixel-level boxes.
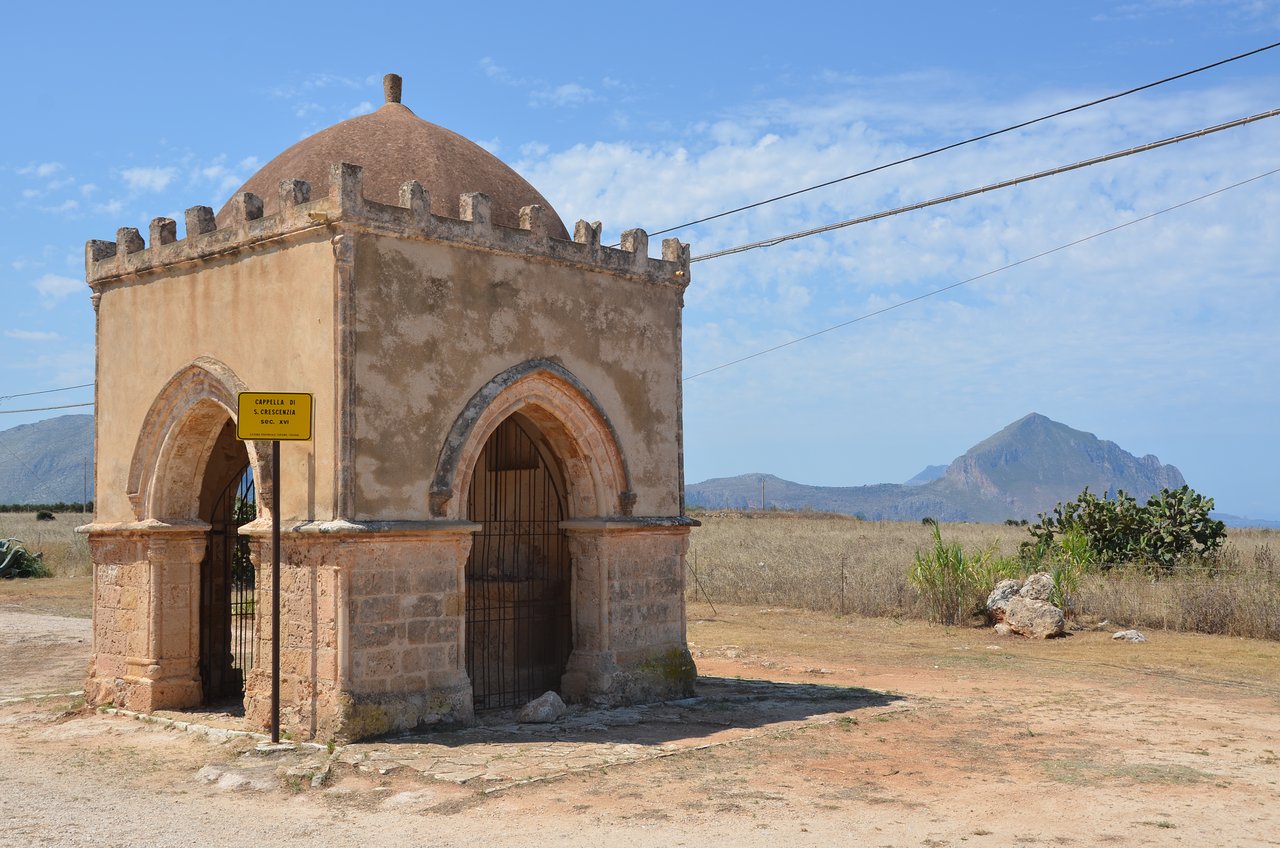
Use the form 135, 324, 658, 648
1019, 572, 1055, 602
993, 622, 1014, 636
1112, 629, 1147, 643
985, 579, 1022, 622
195, 765, 223, 783
215, 772, 251, 791
518, 691, 567, 723
1003, 596, 1065, 639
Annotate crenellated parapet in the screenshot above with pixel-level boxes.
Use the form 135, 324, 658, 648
85, 162, 691, 290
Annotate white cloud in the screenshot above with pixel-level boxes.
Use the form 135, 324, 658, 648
121, 166, 178, 192
19, 162, 63, 178
17, 346, 95, 388
5, 329, 61, 341
512, 76, 1280, 505
480, 57, 522, 84
480, 57, 602, 109
531, 83, 597, 108
95, 199, 124, 216
33, 273, 83, 306
348, 101, 375, 117
271, 73, 363, 99
40, 199, 79, 215
270, 74, 372, 125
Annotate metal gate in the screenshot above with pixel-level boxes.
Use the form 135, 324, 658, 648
200, 464, 256, 703
465, 417, 572, 710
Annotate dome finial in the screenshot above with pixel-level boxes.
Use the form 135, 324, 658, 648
384, 73, 402, 105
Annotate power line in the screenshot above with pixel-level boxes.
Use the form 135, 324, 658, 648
693, 106, 1280, 262
0, 402, 95, 415
642, 39, 1280, 240
0, 383, 94, 404
683, 166, 1280, 381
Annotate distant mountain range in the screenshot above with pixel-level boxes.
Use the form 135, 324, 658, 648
0, 415, 94, 504
687, 413, 1197, 524
2, 412, 1272, 528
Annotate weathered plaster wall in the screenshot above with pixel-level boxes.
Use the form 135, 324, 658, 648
93, 236, 338, 524
350, 234, 684, 521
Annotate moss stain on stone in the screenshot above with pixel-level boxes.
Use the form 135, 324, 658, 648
639, 647, 697, 697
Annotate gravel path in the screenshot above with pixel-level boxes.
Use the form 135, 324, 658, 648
0, 611, 89, 699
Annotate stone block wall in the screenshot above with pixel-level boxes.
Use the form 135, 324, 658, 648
562, 522, 696, 704
604, 529, 690, 665
242, 525, 475, 742
242, 533, 342, 741
84, 528, 205, 711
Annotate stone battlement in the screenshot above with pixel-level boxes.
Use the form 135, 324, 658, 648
85, 161, 692, 288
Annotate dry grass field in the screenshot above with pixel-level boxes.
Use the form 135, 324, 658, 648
687, 511, 1280, 640
0, 511, 91, 578
4, 508, 1277, 639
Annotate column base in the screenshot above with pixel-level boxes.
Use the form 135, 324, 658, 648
335, 678, 475, 741
85, 666, 202, 712
561, 647, 696, 706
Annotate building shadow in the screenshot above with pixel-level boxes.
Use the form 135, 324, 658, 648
390, 675, 905, 749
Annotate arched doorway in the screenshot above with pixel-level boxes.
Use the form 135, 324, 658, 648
465, 415, 573, 710
196, 420, 257, 705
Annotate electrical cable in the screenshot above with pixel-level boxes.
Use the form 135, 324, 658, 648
683, 166, 1280, 381
0, 402, 95, 415
640, 39, 1280, 240
0, 383, 94, 403
693, 107, 1280, 262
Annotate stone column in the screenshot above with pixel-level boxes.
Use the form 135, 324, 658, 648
242, 520, 479, 742
83, 523, 208, 711
560, 519, 697, 705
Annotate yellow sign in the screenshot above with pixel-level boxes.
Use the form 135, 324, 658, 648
236, 392, 314, 441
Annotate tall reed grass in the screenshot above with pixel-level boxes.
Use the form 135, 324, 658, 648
686, 511, 1280, 640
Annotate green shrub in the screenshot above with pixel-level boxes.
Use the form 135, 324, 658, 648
1025, 485, 1225, 572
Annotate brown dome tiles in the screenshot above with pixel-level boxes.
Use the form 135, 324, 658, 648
215, 103, 569, 240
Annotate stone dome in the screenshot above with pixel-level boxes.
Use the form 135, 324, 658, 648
216, 80, 568, 239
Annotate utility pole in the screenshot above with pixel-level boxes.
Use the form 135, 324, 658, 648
760, 475, 766, 511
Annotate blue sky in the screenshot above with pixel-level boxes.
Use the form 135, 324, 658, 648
2, 1, 1278, 518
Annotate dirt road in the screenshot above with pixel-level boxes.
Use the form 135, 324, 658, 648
1, 597, 1278, 847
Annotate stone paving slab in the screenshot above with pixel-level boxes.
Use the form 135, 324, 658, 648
83, 676, 908, 794
335, 676, 908, 792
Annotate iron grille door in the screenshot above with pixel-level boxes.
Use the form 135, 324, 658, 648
200, 465, 256, 703
466, 418, 573, 710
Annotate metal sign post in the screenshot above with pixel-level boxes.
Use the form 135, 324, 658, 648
236, 392, 313, 744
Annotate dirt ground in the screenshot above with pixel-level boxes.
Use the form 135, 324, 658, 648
2, 580, 1278, 847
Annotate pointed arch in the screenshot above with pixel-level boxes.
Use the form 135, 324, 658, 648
127, 356, 270, 522
430, 360, 633, 520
